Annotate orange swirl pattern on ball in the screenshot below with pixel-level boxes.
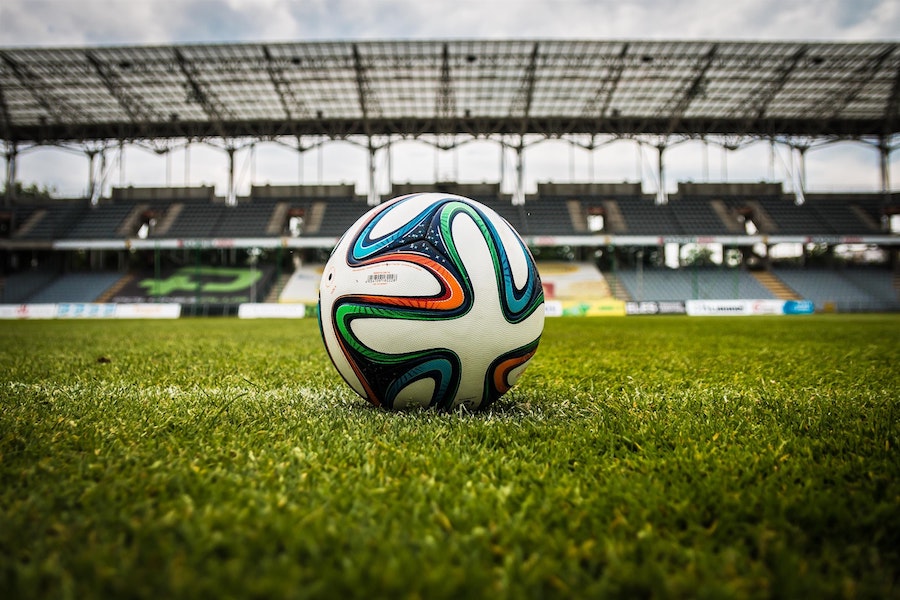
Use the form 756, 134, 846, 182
351, 252, 465, 312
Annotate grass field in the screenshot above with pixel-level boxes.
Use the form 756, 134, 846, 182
1, 315, 898, 599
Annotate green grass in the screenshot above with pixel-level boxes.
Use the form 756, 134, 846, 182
1, 315, 898, 599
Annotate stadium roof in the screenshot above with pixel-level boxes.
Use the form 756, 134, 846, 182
2, 39, 899, 146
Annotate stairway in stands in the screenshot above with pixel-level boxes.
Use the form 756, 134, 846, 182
751, 271, 801, 300
96, 273, 135, 302
604, 274, 632, 302
265, 272, 293, 303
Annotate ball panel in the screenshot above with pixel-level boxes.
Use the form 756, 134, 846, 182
391, 378, 435, 410
493, 214, 533, 290
352, 196, 442, 264
443, 201, 542, 323
365, 194, 437, 240
487, 338, 541, 398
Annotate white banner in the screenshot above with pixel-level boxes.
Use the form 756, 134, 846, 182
0, 304, 58, 319
114, 304, 182, 319
238, 303, 307, 319
685, 299, 813, 316
0, 303, 181, 319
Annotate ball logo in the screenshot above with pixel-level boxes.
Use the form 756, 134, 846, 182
321, 266, 337, 296
318, 193, 544, 411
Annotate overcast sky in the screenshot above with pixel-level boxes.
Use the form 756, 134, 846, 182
2, 0, 898, 198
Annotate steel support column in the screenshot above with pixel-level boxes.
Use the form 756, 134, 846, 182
794, 145, 807, 205
879, 136, 891, 193
4, 142, 16, 205
386, 138, 393, 199
513, 143, 525, 206
367, 140, 379, 206
226, 146, 236, 206
656, 143, 668, 205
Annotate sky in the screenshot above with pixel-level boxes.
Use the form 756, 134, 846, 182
1, 0, 899, 199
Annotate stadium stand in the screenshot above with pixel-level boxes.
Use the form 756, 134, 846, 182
615, 198, 681, 235
0, 269, 57, 303
717, 194, 888, 236
3, 183, 896, 243
840, 268, 900, 307
615, 268, 776, 302
772, 268, 900, 312
26, 272, 125, 303
520, 197, 583, 236
63, 204, 135, 239
668, 197, 744, 236
252, 184, 367, 238
808, 198, 882, 236
214, 199, 281, 238
157, 203, 224, 239
1, 182, 897, 311
15, 203, 88, 241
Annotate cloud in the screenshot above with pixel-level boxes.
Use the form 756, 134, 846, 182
2, 1, 172, 46
3, 0, 899, 46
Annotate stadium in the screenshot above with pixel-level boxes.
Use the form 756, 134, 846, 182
1, 35, 899, 598
1, 39, 899, 315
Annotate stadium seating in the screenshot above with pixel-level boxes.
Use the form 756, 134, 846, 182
718, 195, 886, 236
214, 199, 281, 238
773, 268, 899, 312
26, 272, 125, 303
63, 204, 136, 239
809, 199, 880, 235
157, 203, 225, 238
520, 197, 581, 236
615, 268, 777, 301
14, 203, 88, 240
0, 269, 57, 303
614, 197, 680, 235
840, 268, 900, 307
2, 185, 896, 311
669, 197, 742, 235
4, 186, 896, 242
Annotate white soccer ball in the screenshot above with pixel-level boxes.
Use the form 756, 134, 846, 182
318, 193, 545, 411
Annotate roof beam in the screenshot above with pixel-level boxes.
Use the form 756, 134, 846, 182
262, 45, 307, 123
4, 113, 891, 143
581, 43, 629, 120
662, 44, 718, 135
174, 48, 229, 139
85, 51, 157, 128
0, 51, 71, 125
884, 59, 900, 138
748, 45, 807, 121
0, 74, 11, 141
352, 43, 379, 136
510, 42, 540, 131
814, 45, 896, 120
437, 44, 456, 119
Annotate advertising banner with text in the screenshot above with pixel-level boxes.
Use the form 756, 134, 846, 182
686, 299, 815, 316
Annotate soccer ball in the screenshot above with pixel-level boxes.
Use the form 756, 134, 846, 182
318, 193, 545, 411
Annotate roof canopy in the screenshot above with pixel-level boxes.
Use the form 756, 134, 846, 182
1, 39, 899, 145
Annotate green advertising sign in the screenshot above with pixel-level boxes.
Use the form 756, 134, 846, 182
113, 266, 271, 304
